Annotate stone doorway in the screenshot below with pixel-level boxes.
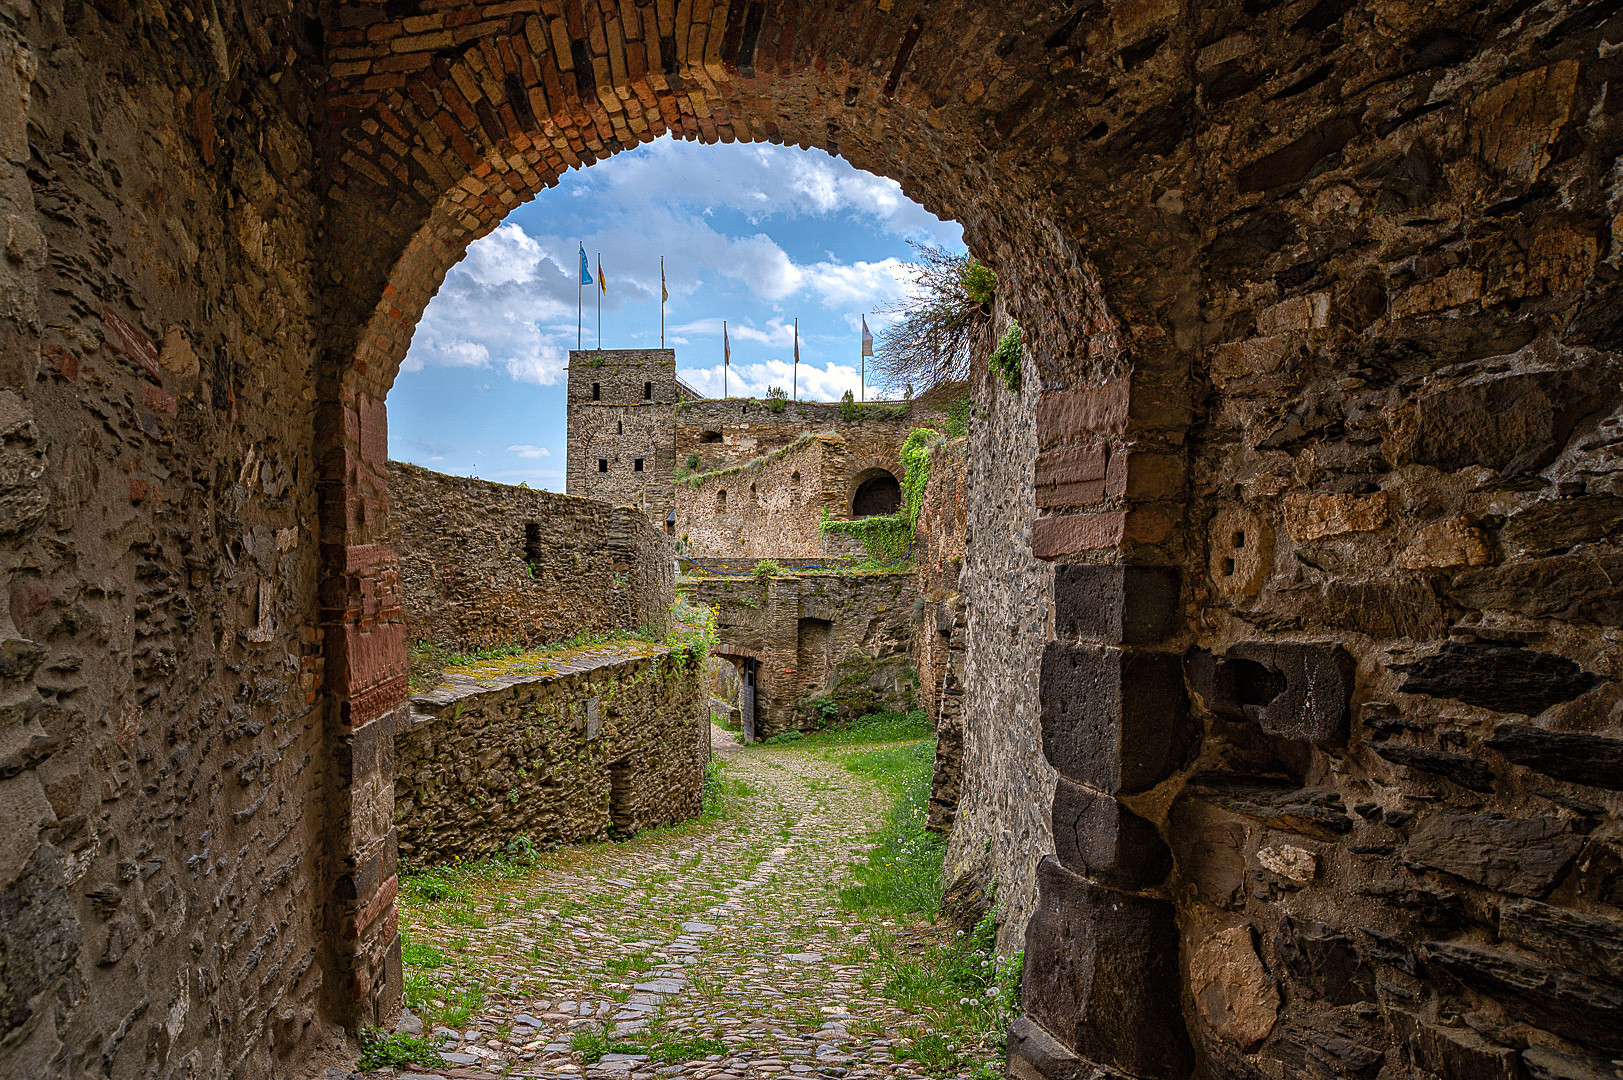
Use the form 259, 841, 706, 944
740, 658, 758, 745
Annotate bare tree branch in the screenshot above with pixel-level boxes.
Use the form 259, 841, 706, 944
872, 243, 995, 393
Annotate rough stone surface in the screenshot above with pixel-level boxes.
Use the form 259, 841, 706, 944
1393, 641, 1603, 716
1040, 643, 1196, 794
1422, 942, 1623, 1053
1188, 926, 1278, 1051
1050, 779, 1171, 889
1022, 859, 1192, 1079
1406, 812, 1582, 899
390, 461, 673, 652
1486, 724, 1623, 791
396, 643, 706, 862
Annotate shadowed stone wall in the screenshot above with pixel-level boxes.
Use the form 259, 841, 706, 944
683, 570, 916, 738
388, 461, 673, 653
395, 646, 706, 864
674, 434, 852, 559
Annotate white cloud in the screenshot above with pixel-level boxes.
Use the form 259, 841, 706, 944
460, 223, 545, 286
506, 444, 551, 458
678, 359, 885, 404
801, 257, 913, 311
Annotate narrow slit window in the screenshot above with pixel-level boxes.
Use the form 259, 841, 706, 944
592, 382, 601, 400
643, 381, 652, 400
598, 458, 608, 473
634, 457, 645, 472
617, 419, 623, 434
524, 522, 543, 563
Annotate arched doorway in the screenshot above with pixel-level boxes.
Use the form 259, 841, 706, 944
850, 468, 902, 517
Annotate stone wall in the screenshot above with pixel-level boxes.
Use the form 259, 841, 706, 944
388, 462, 673, 653
676, 399, 935, 476
395, 645, 706, 863
911, 438, 970, 833
682, 570, 916, 738
566, 349, 679, 514
0, 5, 351, 1075
942, 345, 1056, 948
674, 434, 853, 559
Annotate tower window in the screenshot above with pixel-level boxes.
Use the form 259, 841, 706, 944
643, 381, 652, 400
524, 522, 543, 563
634, 457, 644, 472
617, 419, 622, 434
592, 382, 601, 400
598, 458, 608, 473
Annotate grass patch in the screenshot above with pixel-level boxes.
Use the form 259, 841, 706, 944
604, 951, 652, 977
571, 1029, 646, 1064
400, 935, 444, 968
838, 738, 945, 919
357, 1028, 444, 1070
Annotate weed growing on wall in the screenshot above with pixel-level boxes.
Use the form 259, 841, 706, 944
763, 386, 788, 413
989, 323, 1022, 392
840, 389, 863, 421
819, 427, 939, 563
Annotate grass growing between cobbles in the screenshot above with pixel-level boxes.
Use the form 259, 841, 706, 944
395, 754, 747, 1034
761, 712, 1021, 1079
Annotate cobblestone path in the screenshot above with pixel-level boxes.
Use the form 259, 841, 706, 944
377, 725, 990, 1080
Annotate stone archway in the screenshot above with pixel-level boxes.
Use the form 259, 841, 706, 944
7, 2, 1613, 1078
311, 0, 1163, 1035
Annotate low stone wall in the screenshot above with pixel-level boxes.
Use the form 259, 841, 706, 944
684, 570, 917, 738
676, 398, 936, 473
389, 461, 674, 652
394, 644, 707, 863
912, 438, 970, 833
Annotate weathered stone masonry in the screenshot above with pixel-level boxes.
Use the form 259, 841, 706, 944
9, 1, 1623, 1078
388, 460, 672, 653
395, 644, 707, 865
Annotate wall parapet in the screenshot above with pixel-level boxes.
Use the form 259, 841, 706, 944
395, 642, 707, 863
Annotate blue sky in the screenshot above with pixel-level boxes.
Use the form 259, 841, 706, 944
387, 136, 963, 488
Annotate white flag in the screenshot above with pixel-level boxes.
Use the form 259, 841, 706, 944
861, 315, 874, 358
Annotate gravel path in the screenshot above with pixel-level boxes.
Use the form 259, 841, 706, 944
372, 724, 982, 1080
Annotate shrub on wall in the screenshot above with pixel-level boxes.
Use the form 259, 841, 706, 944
989, 322, 1022, 391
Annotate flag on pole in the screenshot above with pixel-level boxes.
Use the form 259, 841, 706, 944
861, 315, 874, 357
861, 314, 872, 403
724, 321, 730, 365
661, 263, 668, 304
579, 246, 593, 286
597, 259, 607, 294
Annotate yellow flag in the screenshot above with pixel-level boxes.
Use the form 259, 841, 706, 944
597, 257, 606, 295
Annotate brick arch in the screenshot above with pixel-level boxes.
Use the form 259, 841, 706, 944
314, 0, 1197, 1048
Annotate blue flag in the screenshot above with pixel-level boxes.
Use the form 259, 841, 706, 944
578, 245, 592, 286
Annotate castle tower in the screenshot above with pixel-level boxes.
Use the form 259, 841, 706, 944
565, 349, 678, 522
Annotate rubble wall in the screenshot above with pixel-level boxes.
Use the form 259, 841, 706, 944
395, 647, 707, 864
388, 462, 673, 653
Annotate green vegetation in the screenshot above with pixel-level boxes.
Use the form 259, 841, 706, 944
989, 322, 1022, 392
776, 707, 931, 749
944, 391, 973, 438
753, 558, 781, 581
838, 737, 945, 917
840, 388, 863, 422
571, 1029, 727, 1065
357, 1028, 444, 1070
763, 386, 788, 413
819, 427, 938, 563
872, 242, 996, 391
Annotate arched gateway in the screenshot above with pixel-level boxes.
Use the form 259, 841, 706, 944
3, 3, 1619, 1080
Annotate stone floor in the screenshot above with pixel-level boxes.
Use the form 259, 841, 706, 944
365, 725, 992, 1080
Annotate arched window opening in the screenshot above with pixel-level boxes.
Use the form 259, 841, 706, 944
699, 431, 723, 444
715, 489, 727, 514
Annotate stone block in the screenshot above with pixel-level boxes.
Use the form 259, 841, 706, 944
1033, 512, 1126, 559
1006, 1017, 1134, 1080
1050, 779, 1170, 888
1393, 641, 1601, 715
1396, 517, 1492, 569
1500, 898, 1623, 983
1448, 552, 1623, 626
1422, 942, 1623, 1052
1189, 925, 1278, 1050
1039, 642, 1196, 794
1374, 745, 1497, 792
1486, 723, 1623, 790
1414, 365, 1613, 477
1052, 564, 1180, 645
1406, 811, 1581, 899
1389, 1012, 1520, 1080
1035, 443, 1106, 509
1272, 917, 1374, 1005
1283, 491, 1388, 541
1208, 506, 1273, 596
1187, 642, 1354, 748
1522, 1045, 1622, 1080
1021, 858, 1192, 1078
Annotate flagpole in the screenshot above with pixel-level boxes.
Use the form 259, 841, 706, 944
660, 256, 665, 349
793, 317, 798, 401
723, 320, 728, 400
596, 253, 602, 349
